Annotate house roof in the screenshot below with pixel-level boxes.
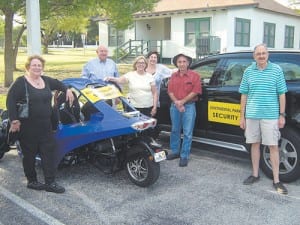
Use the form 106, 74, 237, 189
134, 0, 299, 18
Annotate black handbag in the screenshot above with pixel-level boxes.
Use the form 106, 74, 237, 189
17, 78, 29, 119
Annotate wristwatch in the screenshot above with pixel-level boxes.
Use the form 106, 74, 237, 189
279, 112, 286, 117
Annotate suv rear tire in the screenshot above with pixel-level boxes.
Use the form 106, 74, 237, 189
260, 126, 300, 182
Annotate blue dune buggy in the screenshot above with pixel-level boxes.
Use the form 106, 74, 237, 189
0, 78, 166, 187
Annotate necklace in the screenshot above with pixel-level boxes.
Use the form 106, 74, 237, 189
32, 78, 41, 86
28, 76, 42, 86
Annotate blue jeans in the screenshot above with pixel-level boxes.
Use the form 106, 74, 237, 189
170, 103, 196, 159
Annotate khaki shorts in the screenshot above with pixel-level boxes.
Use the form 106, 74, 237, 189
245, 119, 280, 146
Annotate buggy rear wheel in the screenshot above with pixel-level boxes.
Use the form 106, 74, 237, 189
126, 153, 160, 187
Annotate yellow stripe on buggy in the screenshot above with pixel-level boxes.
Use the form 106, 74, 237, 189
81, 85, 123, 103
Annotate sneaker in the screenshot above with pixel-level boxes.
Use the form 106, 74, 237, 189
45, 182, 65, 194
166, 153, 180, 160
243, 175, 260, 185
179, 158, 188, 167
27, 181, 45, 190
273, 182, 288, 195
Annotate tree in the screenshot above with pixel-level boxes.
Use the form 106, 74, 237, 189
0, 0, 159, 87
94, 0, 159, 29
41, 14, 90, 53
0, 0, 25, 87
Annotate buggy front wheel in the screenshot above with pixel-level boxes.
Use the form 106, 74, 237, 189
126, 153, 160, 187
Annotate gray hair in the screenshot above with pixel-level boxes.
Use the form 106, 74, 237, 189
253, 43, 268, 52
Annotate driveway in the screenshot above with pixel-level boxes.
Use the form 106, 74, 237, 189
0, 145, 300, 225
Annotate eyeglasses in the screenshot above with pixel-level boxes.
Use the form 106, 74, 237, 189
30, 64, 43, 68
255, 52, 267, 56
137, 62, 146, 65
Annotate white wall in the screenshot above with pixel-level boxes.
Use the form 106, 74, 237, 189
101, 6, 300, 59
210, 10, 228, 53
98, 22, 109, 47
224, 8, 300, 52
164, 7, 300, 57
98, 21, 135, 56
124, 26, 135, 41
135, 18, 170, 40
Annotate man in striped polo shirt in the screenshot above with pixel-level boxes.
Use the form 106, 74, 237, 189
239, 44, 288, 195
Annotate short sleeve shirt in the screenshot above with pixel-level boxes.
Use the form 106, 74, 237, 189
168, 70, 202, 102
123, 71, 155, 108
239, 61, 287, 119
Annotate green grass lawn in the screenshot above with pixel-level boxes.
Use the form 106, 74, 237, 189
0, 47, 133, 110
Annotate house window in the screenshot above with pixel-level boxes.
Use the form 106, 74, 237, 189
235, 18, 250, 47
263, 22, 275, 48
108, 26, 124, 47
284, 25, 294, 48
185, 18, 210, 46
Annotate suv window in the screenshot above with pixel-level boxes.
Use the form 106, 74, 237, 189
223, 59, 252, 86
276, 62, 300, 81
193, 61, 217, 78
193, 61, 217, 85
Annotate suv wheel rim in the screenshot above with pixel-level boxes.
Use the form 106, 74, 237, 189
262, 137, 297, 174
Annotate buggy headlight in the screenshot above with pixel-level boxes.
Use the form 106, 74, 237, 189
131, 118, 157, 131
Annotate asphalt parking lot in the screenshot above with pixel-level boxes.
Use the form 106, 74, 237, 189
1, 144, 300, 225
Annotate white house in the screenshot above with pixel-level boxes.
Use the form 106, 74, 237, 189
98, 0, 300, 62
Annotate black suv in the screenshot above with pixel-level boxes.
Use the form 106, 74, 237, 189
158, 51, 300, 182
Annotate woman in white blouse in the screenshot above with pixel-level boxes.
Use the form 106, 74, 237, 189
107, 55, 158, 117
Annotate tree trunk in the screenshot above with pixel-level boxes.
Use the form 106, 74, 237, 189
42, 43, 49, 54
41, 34, 51, 54
4, 9, 14, 87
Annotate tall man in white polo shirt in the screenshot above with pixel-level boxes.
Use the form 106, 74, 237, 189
239, 44, 288, 195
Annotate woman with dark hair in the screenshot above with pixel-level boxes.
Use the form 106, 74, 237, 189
146, 51, 174, 108
6, 55, 74, 193
145, 51, 175, 139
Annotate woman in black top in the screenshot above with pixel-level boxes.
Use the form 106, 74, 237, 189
6, 55, 74, 194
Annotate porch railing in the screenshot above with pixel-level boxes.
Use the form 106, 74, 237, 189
115, 40, 163, 63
